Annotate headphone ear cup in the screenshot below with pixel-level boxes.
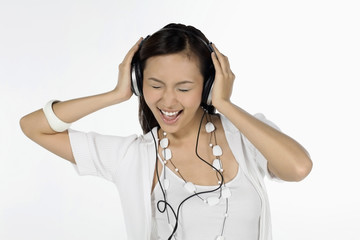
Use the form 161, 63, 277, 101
130, 59, 143, 96
202, 64, 215, 106
130, 36, 150, 97
131, 64, 140, 96
130, 49, 141, 96
131, 49, 145, 96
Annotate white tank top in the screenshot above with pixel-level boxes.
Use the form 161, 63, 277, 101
151, 160, 262, 240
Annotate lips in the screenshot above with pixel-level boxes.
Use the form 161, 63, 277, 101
159, 109, 183, 124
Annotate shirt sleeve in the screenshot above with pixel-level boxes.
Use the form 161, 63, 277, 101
245, 113, 283, 181
67, 128, 138, 182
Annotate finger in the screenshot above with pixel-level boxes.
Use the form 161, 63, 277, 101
211, 44, 228, 70
212, 43, 232, 75
211, 51, 223, 76
211, 43, 223, 72
121, 37, 143, 64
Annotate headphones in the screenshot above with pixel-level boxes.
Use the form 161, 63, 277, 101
130, 28, 215, 108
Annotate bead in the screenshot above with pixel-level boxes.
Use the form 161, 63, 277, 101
207, 196, 220, 206
220, 168, 224, 172
163, 132, 167, 136
160, 138, 169, 148
209, 143, 213, 147
163, 160, 167, 165
205, 122, 215, 133
222, 187, 232, 199
175, 168, 179, 172
184, 182, 196, 193
224, 213, 228, 217
212, 159, 221, 170
212, 145, 223, 157
216, 235, 225, 240
162, 148, 172, 160
218, 181, 222, 184
164, 179, 170, 190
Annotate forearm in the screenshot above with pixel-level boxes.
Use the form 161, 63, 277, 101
20, 38, 142, 163
20, 89, 124, 136
51, 90, 123, 124
216, 101, 312, 181
209, 43, 312, 181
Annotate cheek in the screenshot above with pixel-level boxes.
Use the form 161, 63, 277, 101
181, 89, 203, 107
143, 87, 158, 108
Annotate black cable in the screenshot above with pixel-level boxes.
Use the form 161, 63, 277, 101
167, 109, 225, 239
144, 108, 225, 239
145, 117, 178, 219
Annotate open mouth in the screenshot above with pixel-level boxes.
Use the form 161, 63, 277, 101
159, 109, 183, 124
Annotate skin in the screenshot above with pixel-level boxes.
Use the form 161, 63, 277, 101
20, 37, 313, 191
142, 52, 204, 138
142, 52, 240, 188
210, 44, 312, 181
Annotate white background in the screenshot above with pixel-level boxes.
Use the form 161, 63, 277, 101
1, 0, 359, 239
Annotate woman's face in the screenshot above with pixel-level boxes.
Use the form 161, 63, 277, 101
143, 52, 204, 136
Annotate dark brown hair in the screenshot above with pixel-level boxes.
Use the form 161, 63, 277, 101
138, 23, 215, 133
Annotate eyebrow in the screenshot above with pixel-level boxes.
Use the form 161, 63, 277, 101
147, 77, 195, 85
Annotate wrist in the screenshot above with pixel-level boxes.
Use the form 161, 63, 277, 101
108, 88, 131, 105
111, 87, 133, 104
212, 99, 232, 113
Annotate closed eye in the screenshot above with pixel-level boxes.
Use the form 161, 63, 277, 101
178, 89, 190, 92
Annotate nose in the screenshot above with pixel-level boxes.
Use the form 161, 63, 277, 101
161, 88, 178, 107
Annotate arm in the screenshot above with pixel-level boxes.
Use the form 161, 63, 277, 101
210, 44, 312, 182
20, 38, 143, 164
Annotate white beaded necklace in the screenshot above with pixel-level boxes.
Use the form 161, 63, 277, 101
157, 113, 232, 240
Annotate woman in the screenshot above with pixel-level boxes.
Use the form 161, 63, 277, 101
20, 23, 312, 240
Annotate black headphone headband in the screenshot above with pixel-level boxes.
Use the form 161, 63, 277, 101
130, 27, 215, 108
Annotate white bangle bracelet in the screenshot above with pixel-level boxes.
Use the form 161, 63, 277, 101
43, 100, 72, 132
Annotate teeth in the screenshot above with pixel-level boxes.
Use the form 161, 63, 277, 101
161, 110, 180, 116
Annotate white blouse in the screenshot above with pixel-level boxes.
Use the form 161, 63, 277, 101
68, 113, 280, 240
152, 158, 262, 240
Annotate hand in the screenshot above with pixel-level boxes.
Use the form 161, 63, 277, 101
210, 43, 236, 108
113, 37, 143, 102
